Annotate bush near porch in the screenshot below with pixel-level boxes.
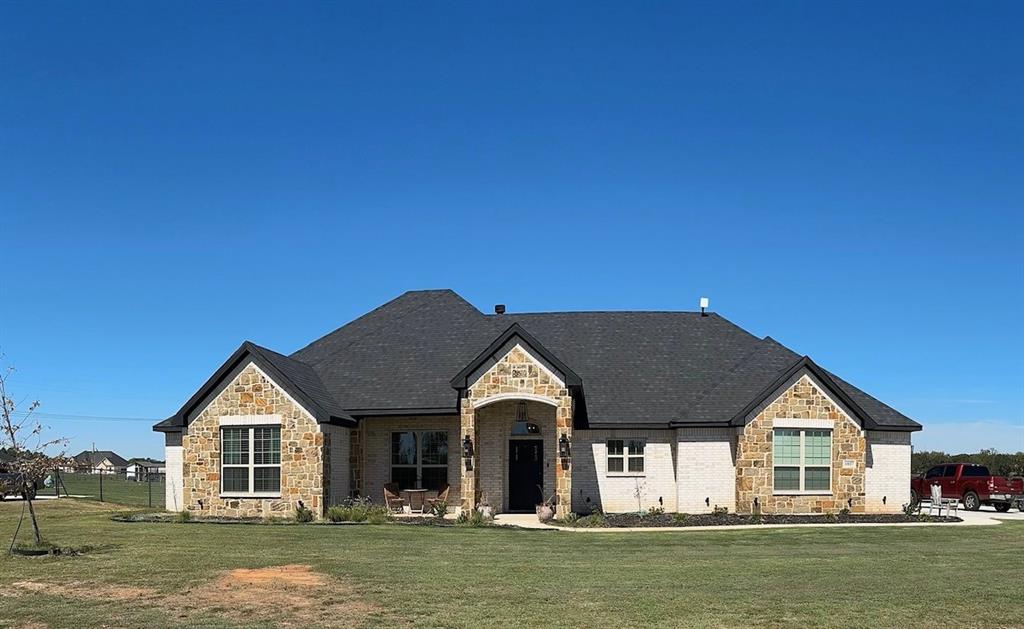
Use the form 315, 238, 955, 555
1, 499, 1021, 628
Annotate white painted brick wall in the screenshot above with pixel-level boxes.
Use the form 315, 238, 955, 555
322, 424, 350, 507
572, 430, 677, 513
164, 432, 183, 512
361, 416, 461, 506
865, 431, 911, 513
676, 427, 736, 513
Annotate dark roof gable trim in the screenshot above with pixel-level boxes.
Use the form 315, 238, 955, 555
153, 341, 355, 434
449, 323, 583, 390
728, 356, 878, 430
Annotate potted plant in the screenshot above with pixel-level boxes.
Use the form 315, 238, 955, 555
535, 487, 555, 523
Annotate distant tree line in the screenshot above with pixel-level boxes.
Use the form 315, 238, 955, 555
912, 449, 1024, 478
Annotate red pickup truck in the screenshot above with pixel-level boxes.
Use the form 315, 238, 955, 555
911, 463, 1024, 512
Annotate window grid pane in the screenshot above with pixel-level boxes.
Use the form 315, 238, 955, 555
805, 467, 830, 491
222, 427, 249, 465
223, 467, 249, 493
773, 429, 800, 465
804, 430, 831, 466
391, 467, 417, 490
254, 467, 280, 493
774, 467, 800, 491
607, 440, 623, 456
421, 431, 448, 465
627, 457, 644, 473
421, 467, 447, 491
607, 457, 624, 473
627, 440, 645, 456
392, 432, 417, 465
253, 427, 281, 465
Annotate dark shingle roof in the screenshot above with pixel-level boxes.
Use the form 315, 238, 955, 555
73, 450, 129, 467
158, 289, 920, 432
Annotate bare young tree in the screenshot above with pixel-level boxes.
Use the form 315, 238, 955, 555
0, 362, 71, 547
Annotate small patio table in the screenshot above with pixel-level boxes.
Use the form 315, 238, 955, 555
403, 489, 429, 514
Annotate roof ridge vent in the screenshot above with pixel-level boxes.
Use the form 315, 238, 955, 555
494, 304, 506, 314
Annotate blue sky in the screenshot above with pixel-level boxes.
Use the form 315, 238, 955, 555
1, 2, 1021, 459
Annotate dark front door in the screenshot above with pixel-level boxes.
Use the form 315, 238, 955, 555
508, 440, 543, 512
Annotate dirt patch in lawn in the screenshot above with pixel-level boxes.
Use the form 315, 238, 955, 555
9, 564, 398, 627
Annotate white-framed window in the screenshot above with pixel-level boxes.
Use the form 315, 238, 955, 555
391, 431, 448, 490
773, 428, 831, 494
221, 425, 281, 496
607, 439, 645, 475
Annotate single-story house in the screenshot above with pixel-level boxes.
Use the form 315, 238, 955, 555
126, 458, 166, 481
155, 289, 920, 518
67, 450, 129, 475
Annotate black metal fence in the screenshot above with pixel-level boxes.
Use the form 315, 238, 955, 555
43, 470, 165, 509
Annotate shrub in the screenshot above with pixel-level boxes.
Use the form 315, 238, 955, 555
430, 500, 449, 519
326, 505, 348, 523
366, 509, 391, 525
647, 506, 665, 517
902, 501, 919, 517
326, 498, 388, 523
294, 505, 315, 523
839, 506, 851, 516
175, 510, 191, 524
711, 505, 729, 516
574, 512, 607, 528
672, 512, 689, 524
557, 512, 581, 525
456, 508, 487, 527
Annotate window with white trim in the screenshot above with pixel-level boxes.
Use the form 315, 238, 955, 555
391, 431, 448, 490
221, 426, 281, 495
606, 439, 645, 474
773, 428, 831, 493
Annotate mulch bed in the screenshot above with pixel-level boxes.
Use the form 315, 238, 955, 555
564, 512, 961, 528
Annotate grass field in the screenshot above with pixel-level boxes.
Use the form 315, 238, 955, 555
0, 500, 1021, 628
43, 473, 165, 509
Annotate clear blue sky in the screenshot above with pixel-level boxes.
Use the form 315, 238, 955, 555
2, 2, 1021, 459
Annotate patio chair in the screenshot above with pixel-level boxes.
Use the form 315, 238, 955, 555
425, 485, 450, 512
928, 483, 958, 517
383, 484, 406, 513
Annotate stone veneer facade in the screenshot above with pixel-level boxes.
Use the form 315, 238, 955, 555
736, 374, 866, 514
461, 344, 573, 511
182, 363, 328, 518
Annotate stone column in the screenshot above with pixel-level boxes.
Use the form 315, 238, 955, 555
554, 394, 573, 514
459, 400, 477, 510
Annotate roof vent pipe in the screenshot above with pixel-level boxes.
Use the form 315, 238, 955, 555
699, 297, 709, 316
494, 304, 506, 314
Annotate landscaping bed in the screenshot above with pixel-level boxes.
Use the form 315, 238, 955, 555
558, 512, 962, 528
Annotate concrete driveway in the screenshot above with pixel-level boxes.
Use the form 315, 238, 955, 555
921, 501, 1024, 523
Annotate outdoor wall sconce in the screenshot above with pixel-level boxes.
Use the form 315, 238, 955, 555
705, 497, 710, 507
462, 434, 474, 470
847, 498, 853, 509
558, 433, 571, 460
882, 496, 887, 505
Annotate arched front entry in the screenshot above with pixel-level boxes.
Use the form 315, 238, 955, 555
473, 399, 557, 513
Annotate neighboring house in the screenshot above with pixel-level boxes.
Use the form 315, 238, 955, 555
69, 450, 129, 474
126, 458, 166, 481
154, 289, 921, 518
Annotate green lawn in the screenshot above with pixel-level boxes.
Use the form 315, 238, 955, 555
46, 472, 165, 509
0, 500, 1021, 628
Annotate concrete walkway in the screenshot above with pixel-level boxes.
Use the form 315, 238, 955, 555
493, 505, 1020, 532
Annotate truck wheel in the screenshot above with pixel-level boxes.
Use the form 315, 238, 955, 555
994, 503, 1011, 513
910, 490, 920, 509
963, 491, 981, 511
